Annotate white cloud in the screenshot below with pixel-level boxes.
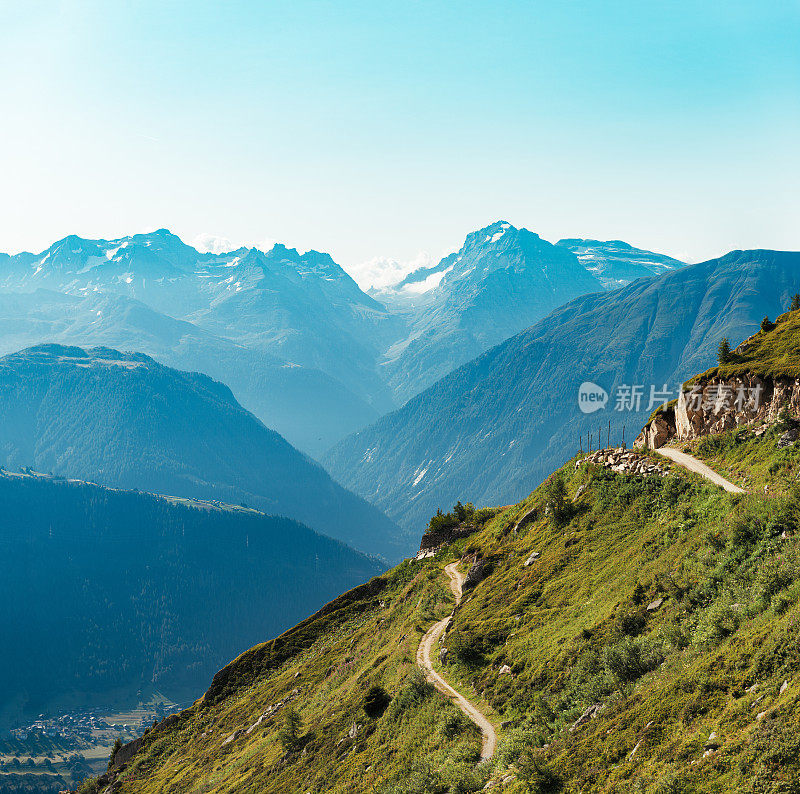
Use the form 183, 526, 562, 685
193, 233, 279, 255
347, 250, 436, 291
193, 233, 236, 254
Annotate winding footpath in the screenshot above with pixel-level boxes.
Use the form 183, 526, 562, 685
416, 562, 497, 762
654, 446, 745, 494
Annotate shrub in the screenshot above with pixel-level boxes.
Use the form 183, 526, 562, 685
693, 599, 741, 645
389, 670, 435, 719
761, 316, 776, 333
278, 706, 303, 753
544, 475, 570, 525
516, 752, 563, 793
499, 728, 543, 766
363, 684, 391, 719
603, 636, 663, 683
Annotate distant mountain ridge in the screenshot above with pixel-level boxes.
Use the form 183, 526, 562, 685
325, 248, 800, 535
0, 224, 682, 452
556, 238, 686, 289
377, 221, 606, 401
0, 343, 405, 559
0, 230, 398, 455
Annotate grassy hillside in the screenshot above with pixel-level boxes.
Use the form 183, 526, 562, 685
91, 423, 800, 793
698, 306, 800, 381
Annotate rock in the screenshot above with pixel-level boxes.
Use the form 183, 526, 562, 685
498, 664, 512, 675
647, 598, 664, 612
463, 559, 487, 589
512, 506, 539, 533
781, 680, 789, 695
646, 415, 674, 449
704, 731, 720, 751
439, 647, 449, 664
111, 736, 143, 768
524, 551, 540, 566
570, 703, 604, 732
757, 710, 767, 721
778, 428, 799, 449
348, 722, 360, 739
221, 729, 244, 746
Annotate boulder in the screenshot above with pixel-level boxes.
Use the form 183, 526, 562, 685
778, 428, 799, 449
524, 551, 540, 567
463, 559, 487, 589
647, 598, 664, 612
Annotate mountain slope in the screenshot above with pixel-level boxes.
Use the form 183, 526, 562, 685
0, 471, 381, 728
379, 221, 605, 403
325, 249, 800, 535
80, 414, 800, 793
0, 344, 405, 559
0, 289, 380, 452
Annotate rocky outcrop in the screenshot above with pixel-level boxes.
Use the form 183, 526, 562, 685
636, 374, 800, 449
579, 448, 668, 478
463, 559, 488, 589
418, 523, 478, 555
111, 736, 143, 768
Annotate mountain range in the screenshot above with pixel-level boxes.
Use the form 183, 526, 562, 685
0, 344, 404, 559
0, 224, 683, 455
325, 249, 800, 535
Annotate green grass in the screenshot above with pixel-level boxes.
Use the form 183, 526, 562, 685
687, 425, 800, 496
694, 308, 800, 382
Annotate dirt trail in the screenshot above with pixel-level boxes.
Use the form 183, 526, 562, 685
655, 446, 745, 493
416, 561, 497, 762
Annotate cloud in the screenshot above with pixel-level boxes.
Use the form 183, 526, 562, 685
348, 250, 436, 291
193, 233, 236, 254
193, 232, 279, 255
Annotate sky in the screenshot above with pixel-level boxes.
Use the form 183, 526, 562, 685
1, 0, 799, 288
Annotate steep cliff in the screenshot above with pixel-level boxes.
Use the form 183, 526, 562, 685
637, 306, 800, 448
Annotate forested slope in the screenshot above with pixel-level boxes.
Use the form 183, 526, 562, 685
0, 473, 381, 724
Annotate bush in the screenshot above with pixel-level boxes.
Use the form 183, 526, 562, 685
516, 753, 563, 793
693, 599, 741, 645
389, 671, 435, 720
363, 684, 391, 719
544, 475, 570, 525
278, 706, 303, 753
603, 636, 663, 683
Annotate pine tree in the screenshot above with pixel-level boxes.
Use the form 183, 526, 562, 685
761, 316, 775, 333
278, 707, 303, 753
717, 338, 731, 365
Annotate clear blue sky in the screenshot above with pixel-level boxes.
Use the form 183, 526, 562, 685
2, 0, 798, 285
